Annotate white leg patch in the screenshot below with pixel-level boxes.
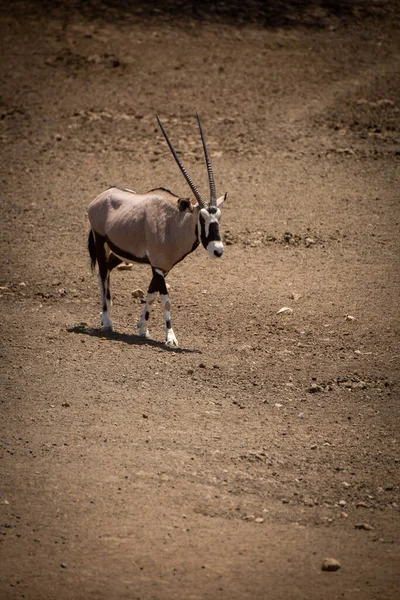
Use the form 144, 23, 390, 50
161, 294, 179, 348
101, 311, 113, 331
98, 273, 113, 330
137, 291, 157, 338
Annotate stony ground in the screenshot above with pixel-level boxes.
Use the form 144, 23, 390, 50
1, 1, 399, 599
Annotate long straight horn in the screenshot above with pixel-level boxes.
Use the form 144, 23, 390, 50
156, 115, 207, 208
196, 112, 217, 206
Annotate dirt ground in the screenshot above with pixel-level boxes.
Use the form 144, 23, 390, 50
1, 1, 399, 599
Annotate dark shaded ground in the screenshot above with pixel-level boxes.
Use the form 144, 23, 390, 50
1, 1, 399, 599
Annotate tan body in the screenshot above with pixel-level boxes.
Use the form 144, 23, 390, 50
88, 187, 198, 273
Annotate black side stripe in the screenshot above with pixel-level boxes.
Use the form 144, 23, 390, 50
105, 237, 150, 265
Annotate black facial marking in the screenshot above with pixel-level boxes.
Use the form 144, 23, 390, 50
145, 311, 149, 321
199, 214, 208, 248
199, 214, 221, 249
106, 289, 111, 300
208, 206, 218, 214
208, 222, 221, 241
166, 320, 172, 330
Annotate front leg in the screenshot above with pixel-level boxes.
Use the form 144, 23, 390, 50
148, 268, 179, 348
161, 292, 179, 348
137, 291, 157, 338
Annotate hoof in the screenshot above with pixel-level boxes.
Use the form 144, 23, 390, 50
139, 330, 151, 339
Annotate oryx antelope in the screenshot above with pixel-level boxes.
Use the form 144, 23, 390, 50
87, 114, 227, 347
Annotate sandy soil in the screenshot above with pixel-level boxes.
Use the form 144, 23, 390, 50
1, 1, 399, 599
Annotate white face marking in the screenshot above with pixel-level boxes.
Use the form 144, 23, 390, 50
207, 240, 224, 259
199, 207, 223, 258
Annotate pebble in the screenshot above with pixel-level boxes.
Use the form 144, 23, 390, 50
355, 523, 374, 530
289, 291, 302, 302
308, 383, 323, 393
254, 517, 264, 523
338, 500, 347, 507
303, 497, 314, 507
321, 558, 340, 572
277, 306, 293, 314
131, 288, 145, 298
60, 563, 68, 569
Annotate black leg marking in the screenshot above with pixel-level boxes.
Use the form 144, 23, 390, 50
148, 268, 168, 295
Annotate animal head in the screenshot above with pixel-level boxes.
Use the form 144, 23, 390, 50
157, 113, 227, 259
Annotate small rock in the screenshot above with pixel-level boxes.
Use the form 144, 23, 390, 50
254, 517, 264, 523
322, 558, 340, 572
303, 497, 314, 507
308, 383, 323, 393
131, 288, 145, 298
356, 501, 369, 508
355, 523, 374, 530
289, 291, 302, 302
60, 563, 68, 569
345, 315, 356, 321
304, 237, 316, 247
277, 306, 293, 314
310, 444, 317, 450
117, 262, 133, 270
338, 500, 347, 507
342, 482, 351, 488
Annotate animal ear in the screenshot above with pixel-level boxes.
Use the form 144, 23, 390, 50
178, 198, 194, 213
216, 192, 227, 207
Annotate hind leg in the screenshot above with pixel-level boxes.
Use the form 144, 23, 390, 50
94, 234, 121, 330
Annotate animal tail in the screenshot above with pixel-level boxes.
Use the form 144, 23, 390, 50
88, 229, 97, 271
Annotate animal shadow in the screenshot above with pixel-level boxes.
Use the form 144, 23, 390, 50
67, 322, 201, 354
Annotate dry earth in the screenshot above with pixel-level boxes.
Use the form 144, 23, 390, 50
1, 1, 400, 599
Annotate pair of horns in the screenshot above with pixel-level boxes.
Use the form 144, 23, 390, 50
156, 113, 217, 209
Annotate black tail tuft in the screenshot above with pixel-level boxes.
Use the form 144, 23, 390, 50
88, 229, 97, 271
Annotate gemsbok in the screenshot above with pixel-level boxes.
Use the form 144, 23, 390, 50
87, 114, 227, 348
